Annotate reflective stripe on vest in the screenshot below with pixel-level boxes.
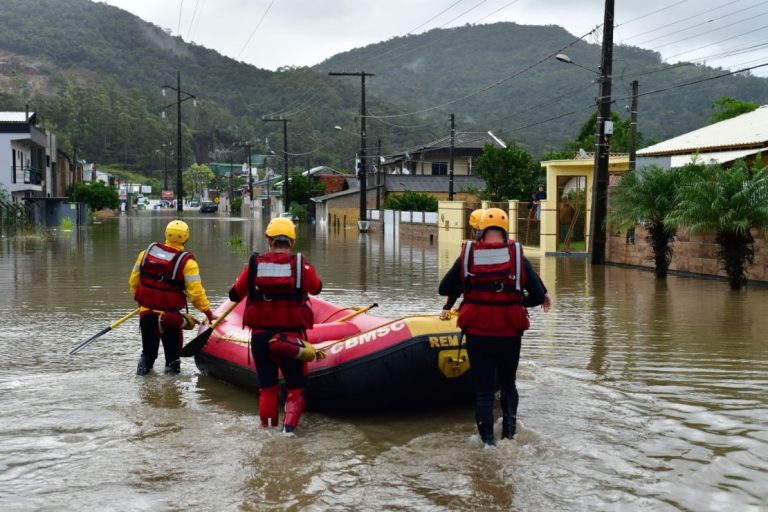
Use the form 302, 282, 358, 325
256, 262, 293, 278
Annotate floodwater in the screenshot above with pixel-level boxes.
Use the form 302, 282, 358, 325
1, 212, 767, 511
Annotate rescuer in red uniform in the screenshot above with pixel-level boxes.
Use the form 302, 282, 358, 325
129, 220, 216, 375
228, 217, 323, 434
438, 208, 546, 446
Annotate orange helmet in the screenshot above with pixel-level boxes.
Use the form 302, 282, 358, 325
469, 209, 484, 230
265, 217, 296, 241
165, 220, 189, 244
479, 208, 508, 234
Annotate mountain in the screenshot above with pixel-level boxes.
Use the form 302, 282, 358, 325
1, 0, 767, 177
0, 0, 380, 173
317, 22, 768, 155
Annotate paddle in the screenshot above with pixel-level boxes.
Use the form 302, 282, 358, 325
69, 308, 141, 355
179, 301, 239, 357
333, 303, 378, 322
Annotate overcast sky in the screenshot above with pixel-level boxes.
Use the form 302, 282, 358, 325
101, 0, 768, 77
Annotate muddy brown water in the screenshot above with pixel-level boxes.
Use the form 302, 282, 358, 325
1, 212, 766, 510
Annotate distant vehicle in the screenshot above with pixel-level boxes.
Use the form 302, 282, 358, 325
200, 201, 218, 213
189, 200, 200, 208
279, 212, 298, 223
135, 195, 150, 209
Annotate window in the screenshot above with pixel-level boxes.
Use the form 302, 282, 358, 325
431, 161, 448, 175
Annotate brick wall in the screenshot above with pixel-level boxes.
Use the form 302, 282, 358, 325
607, 226, 768, 283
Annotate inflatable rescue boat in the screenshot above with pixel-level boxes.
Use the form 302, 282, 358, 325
194, 297, 473, 412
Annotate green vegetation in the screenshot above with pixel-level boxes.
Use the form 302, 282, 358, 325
230, 197, 242, 215
474, 143, 541, 201
286, 174, 326, 210
383, 190, 438, 211
183, 163, 214, 200
666, 161, 768, 289
0, 186, 30, 232
608, 166, 681, 278
59, 217, 74, 231
68, 181, 119, 211
709, 97, 759, 124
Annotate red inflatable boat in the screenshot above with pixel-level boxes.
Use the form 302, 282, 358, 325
194, 297, 473, 412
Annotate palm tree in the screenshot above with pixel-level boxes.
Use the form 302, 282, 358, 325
666, 161, 768, 290
607, 166, 681, 278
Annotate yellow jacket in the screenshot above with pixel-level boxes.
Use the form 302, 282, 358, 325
129, 240, 212, 314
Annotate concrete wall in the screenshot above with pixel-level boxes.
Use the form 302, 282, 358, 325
607, 226, 768, 283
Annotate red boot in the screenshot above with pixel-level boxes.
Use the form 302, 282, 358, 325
259, 385, 279, 428
282, 388, 305, 433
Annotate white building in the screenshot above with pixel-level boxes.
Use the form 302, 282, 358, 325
0, 111, 49, 204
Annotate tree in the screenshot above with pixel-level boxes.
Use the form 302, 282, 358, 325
607, 166, 681, 278
560, 111, 641, 156
183, 163, 214, 200
666, 161, 768, 289
286, 173, 325, 209
709, 96, 758, 124
69, 181, 119, 211
383, 190, 438, 211
474, 143, 541, 201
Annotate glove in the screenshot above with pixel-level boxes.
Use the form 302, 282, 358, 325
180, 312, 200, 330
315, 348, 327, 360
297, 340, 318, 362
542, 294, 552, 313
439, 309, 452, 320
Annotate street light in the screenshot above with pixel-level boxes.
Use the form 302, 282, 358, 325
556, 51, 613, 264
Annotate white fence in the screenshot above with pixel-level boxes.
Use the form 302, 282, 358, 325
368, 209, 437, 225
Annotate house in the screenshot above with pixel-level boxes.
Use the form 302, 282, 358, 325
637, 105, 768, 169
312, 174, 486, 228
0, 111, 47, 204
382, 131, 506, 176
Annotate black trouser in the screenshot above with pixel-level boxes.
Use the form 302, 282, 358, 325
465, 334, 523, 427
250, 331, 306, 389
139, 312, 182, 367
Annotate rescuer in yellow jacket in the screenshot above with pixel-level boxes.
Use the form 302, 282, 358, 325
129, 220, 216, 375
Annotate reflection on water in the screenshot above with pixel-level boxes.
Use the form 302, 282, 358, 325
0, 212, 767, 510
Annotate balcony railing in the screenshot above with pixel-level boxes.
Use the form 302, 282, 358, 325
11, 166, 43, 185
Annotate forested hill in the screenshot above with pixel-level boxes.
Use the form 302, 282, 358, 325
2, 0, 768, 173
0, 0, 376, 171
317, 22, 768, 154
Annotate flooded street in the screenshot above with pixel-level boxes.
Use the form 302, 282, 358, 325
1, 212, 767, 511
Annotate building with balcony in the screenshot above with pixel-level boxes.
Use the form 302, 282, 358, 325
0, 111, 47, 204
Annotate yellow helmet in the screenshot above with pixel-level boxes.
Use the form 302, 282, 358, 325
165, 220, 189, 244
479, 207, 508, 233
469, 209, 484, 230
265, 217, 296, 241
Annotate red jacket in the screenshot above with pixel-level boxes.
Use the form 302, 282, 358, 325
133, 242, 191, 311
457, 240, 529, 337
230, 252, 322, 331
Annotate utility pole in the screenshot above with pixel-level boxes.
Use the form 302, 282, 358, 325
376, 138, 382, 210
162, 71, 196, 212
162, 143, 169, 190
589, 0, 614, 265
228, 151, 234, 211
329, 71, 375, 230
262, 118, 290, 210
234, 141, 254, 199
448, 113, 455, 200
628, 80, 639, 171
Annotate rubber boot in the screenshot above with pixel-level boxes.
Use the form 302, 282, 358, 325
136, 354, 153, 376
476, 420, 496, 446
500, 393, 517, 440
282, 388, 306, 434
259, 385, 279, 428
164, 359, 181, 374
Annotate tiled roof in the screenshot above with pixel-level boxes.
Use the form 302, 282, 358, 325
638, 105, 768, 156
384, 175, 486, 193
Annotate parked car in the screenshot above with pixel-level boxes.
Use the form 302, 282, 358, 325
200, 201, 218, 213
189, 200, 200, 208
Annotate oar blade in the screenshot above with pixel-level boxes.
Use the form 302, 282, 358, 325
69, 326, 111, 355
179, 327, 214, 357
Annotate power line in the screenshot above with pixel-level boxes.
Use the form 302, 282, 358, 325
186, 0, 203, 41
177, 0, 185, 36
664, 23, 768, 60
236, 0, 277, 60
619, 0, 740, 43
473, 0, 521, 24
638, 7, 768, 49
407, 0, 465, 34
614, 0, 689, 29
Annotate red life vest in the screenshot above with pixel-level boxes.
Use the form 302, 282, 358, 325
457, 240, 530, 337
243, 252, 313, 331
134, 242, 191, 311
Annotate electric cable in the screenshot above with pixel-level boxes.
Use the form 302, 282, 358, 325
236, 0, 277, 60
